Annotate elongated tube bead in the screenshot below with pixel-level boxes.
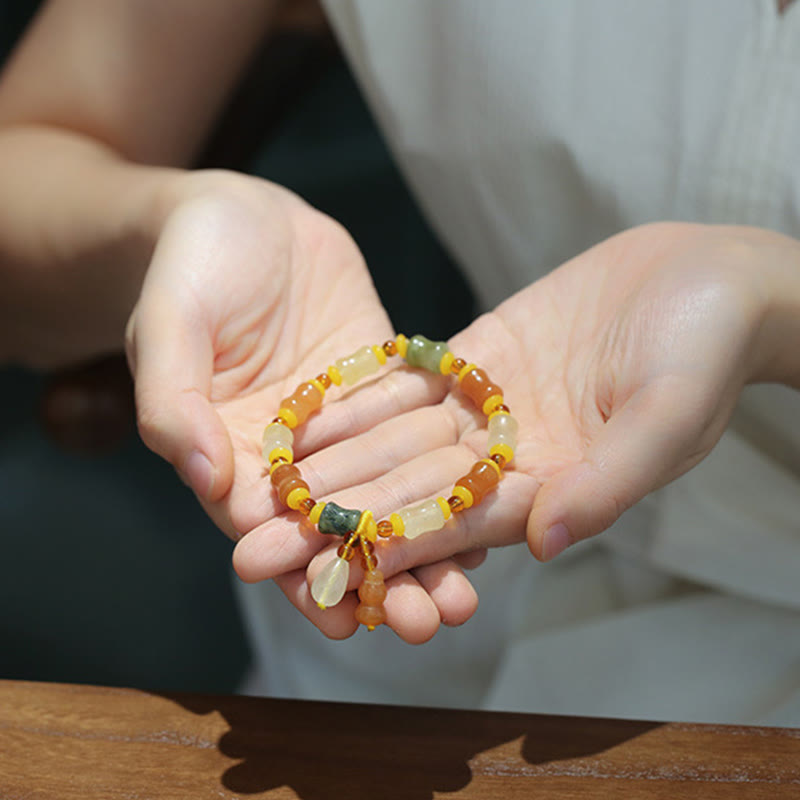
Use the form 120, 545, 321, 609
405, 335, 450, 374
397, 498, 447, 540
335, 346, 381, 386
459, 367, 503, 412
311, 557, 350, 609
455, 460, 500, 506
280, 382, 323, 426
261, 423, 294, 463
487, 413, 518, 454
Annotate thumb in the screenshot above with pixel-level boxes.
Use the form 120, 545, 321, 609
527, 377, 719, 561
126, 296, 234, 503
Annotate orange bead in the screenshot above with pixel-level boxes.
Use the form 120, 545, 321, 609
280, 382, 323, 426
337, 543, 355, 561
491, 452, 507, 469
451, 357, 467, 375
278, 476, 310, 506
270, 463, 300, 488
355, 603, 387, 629
455, 460, 500, 506
358, 569, 387, 605
315, 372, 332, 389
447, 495, 465, 513
361, 554, 378, 572
459, 368, 503, 413
376, 520, 394, 538
298, 497, 316, 516
383, 340, 398, 356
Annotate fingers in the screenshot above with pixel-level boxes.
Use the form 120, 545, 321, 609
127, 297, 234, 504
527, 376, 715, 560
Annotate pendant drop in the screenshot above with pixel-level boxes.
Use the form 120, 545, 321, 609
311, 556, 350, 609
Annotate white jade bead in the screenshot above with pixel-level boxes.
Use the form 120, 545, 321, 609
398, 499, 446, 540
336, 346, 380, 386
311, 557, 351, 609
488, 413, 518, 452
261, 423, 294, 461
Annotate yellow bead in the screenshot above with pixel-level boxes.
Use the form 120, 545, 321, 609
309, 502, 326, 525
489, 442, 515, 464
395, 334, 408, 358
451, 484, 474, 509
482, 393, 505, 415
355, 509, 377, 543
457, 362, 477, 382
372, 345, 387, 365
268, 446, 293, 465
481, 457, 502, 478
488, 407, 511, 421
327, 365, 343, 386
268, 457, 289, 475
389, 512, 405, 537
277, 407, 298, 429
439, 352, 455, 375
310, 377, 327, 397
286, 486, 311, 510
436, 496, 452, 520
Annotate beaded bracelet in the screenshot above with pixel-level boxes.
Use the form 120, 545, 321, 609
262, 334, 518, 631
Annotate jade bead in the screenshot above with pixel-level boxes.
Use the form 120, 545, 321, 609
317, 502, 362, 536
405, 335, 450, 374
336, 346, 381, 386
488, 413, 518, 452
397, 498, 447, 540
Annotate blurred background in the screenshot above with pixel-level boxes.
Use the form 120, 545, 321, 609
0, 0, 475, 693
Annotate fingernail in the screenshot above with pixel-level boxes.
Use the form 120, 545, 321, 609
543, 523, 571, 561
184, 450, 216, 501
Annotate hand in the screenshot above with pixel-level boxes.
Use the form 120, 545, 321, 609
233, 221, 800, 637
126, 169, 480, 641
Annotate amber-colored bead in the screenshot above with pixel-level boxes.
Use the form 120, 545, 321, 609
491, 452, 507, 469
278, 476, 310, 506
355, 603, 387, 629
280, 382, 323, 426
493, 403, 511, 415
360, 539, 375, 556
270, 463, 300, 488
361, 554, 378, 572
376, 520, 394, 538
315, 372, 332, 389
382, 340, 398, 356
460, 368, 503, 412
455, 460, 500, 506
358, 569, 387, 604
298, 497, 316, 516
337, 543, 355, 561
447, 495, 465, 513
450, 357, 467, 375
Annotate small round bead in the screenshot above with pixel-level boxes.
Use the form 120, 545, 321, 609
355, 603, 386, 630
309, 502, 326, 525
436, 496, 452, 520
382, 340, 398, 357
395, 333, 408, 358
451, 485, 474, 509
299, 497, 316, 516
316, 372, 332, 389
455, 460, 500, 506
447, 495, 465, 513
327, 365, 343, 386
372, 344, 388, 365
286, 486, 311, 510
491, 452, 507, 469
337, 543, 355, 561
451, 357, 467, 375
489, 404, 511, 419
389, 512, 405, 537
361, 554, 378, 572
376, 520, 393, 537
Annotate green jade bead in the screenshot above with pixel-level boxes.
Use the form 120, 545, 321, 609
317, 502, 362, 536
405, 335, 450, 373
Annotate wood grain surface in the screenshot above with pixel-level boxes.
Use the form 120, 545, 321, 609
1, 679, 799, 798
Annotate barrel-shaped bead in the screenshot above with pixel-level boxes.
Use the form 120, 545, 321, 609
317, 502, 362, 536
459, 367, 503, 412
397, 498, 447, 540
280, 382, 323, 426
405, 335, 450, 374
335, 346, 381, 386
488, 413, 518, 453
311, 556, 350, 609
455, 460, 500, 506
261, 422, 294, 462
270, 463, 310, 506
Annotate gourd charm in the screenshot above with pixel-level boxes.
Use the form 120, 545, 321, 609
262, 334, 518, 631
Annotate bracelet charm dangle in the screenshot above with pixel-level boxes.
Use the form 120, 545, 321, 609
262, 334, 518, 631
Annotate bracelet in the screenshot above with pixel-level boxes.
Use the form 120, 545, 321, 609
261, 334, 518, 631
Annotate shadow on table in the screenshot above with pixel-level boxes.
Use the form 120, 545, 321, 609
169, 692, 660, 799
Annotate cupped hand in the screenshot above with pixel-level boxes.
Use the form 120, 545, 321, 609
126, 169, 480, 641
234, 221, 800, 637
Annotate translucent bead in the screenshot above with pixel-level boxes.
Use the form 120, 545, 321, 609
405, 335, 450, 374
280, 382, 323, 426
397, 498, 447, 540
459, 367, 503, 412
355, 603, 386, 630
261, 423, 293, 463
358, 569, 387, 605
455, 460, 500, 506
335, 346, 381, 386
311, 556, 350, 609
317, 502, 362, 536
488, 413, 518, 453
